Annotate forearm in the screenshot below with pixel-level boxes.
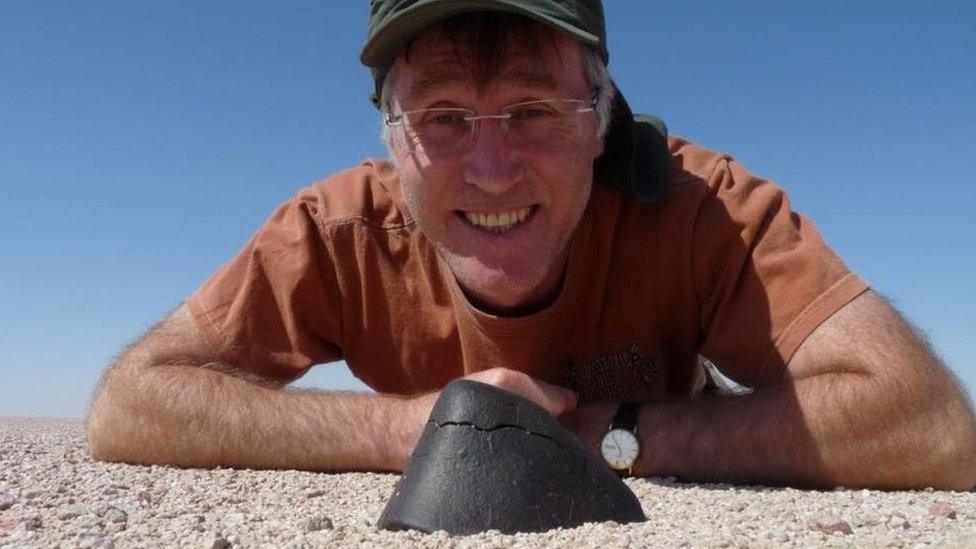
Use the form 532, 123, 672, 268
88, 361, 432, 472
637, 372, 976, 489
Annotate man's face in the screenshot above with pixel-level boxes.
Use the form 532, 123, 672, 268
387, 28, 604, 315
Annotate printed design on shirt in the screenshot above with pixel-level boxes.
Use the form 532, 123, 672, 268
565, 344, 660, 401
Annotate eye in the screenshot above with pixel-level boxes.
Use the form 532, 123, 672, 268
508, 104, 558, 120
422, 111, 466, 126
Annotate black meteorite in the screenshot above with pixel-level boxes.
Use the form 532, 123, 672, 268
377, 379, 646, 535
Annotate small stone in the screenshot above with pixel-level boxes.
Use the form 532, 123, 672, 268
0, 494, 16, 511
809, 516, 853, 535
305, 515, 334, 532
100, 506, 127, 524
79, 516, 104, 529
887, 513, 910, 530
22, 515, 43, 531
59, 505, 89, 520
135, 489, 152, 505
305, 489, 326, 499
950, 533, 976, 547
73, 532, 115, 549
209, 536, 231, 549
860, 513, 882, 527
226, 512, 246, 525
103, 522, 126, 534
728, 502, 747, 512
930, 503, 957, 519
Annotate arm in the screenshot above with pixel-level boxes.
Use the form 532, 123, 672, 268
87, 305, 575, 471
566, 291, 976, 490
87, 304, 425, 471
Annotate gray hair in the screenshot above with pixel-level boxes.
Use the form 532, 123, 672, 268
378, 45, 616, 152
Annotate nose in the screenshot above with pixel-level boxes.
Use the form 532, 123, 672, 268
462, 119, 524, 194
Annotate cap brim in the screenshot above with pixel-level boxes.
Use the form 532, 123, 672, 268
360, 0, 600, 67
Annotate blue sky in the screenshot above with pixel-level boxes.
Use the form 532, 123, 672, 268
1, 1, 974, 418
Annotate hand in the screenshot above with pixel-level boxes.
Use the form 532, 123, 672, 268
393, 368, 577, 469
462, 367, 578, 416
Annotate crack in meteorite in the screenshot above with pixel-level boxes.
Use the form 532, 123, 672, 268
428, 420, 571, 449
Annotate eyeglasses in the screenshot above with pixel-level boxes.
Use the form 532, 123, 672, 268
385, 98, 597, 157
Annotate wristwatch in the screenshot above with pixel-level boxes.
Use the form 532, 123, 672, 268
600, 402, 641, 474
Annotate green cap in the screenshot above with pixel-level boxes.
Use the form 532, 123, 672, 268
360, 0, 670, 202
361, 0, 608, 67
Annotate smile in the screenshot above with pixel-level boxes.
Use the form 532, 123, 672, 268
460, 206, 536, 233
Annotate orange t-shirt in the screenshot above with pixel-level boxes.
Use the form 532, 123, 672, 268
187, 137, 868, 402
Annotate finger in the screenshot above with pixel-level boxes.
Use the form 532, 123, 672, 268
522, 379, 577, 416
466, 368, 577, 416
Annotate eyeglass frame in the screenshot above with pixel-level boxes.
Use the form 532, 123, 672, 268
383, 95, 599, 153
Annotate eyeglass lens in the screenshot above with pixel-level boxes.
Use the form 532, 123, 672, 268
400, 100, 590, 156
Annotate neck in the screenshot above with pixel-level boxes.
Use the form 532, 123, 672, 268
460, 251, 570, 318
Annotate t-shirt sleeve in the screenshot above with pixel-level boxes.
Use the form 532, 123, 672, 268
694, 156, 869, 387
186, 193, 344, 383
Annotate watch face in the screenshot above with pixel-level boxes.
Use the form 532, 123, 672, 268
600, 428, 640, 470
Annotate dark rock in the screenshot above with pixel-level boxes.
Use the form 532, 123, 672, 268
378, 380, 646, 535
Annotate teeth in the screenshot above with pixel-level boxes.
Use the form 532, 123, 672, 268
464, 207, 533, 232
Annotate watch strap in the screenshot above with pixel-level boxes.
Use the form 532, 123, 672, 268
611, 401, 640, 433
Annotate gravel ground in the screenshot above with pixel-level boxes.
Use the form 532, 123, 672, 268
1, 417, 973, 548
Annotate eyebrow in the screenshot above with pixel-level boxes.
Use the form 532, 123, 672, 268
406, 69, 562, 103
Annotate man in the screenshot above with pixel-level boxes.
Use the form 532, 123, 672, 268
88, 1, 976, 489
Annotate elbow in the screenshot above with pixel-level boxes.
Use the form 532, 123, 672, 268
932, 437, 976, 492
86, 369, 151, 465
86, 421, 113, 462
924, 394, 976, 491
940, 416, 976, 491
85, 391, 128, 463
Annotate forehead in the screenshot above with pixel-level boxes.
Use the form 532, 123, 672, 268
391, 27, 588, 103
